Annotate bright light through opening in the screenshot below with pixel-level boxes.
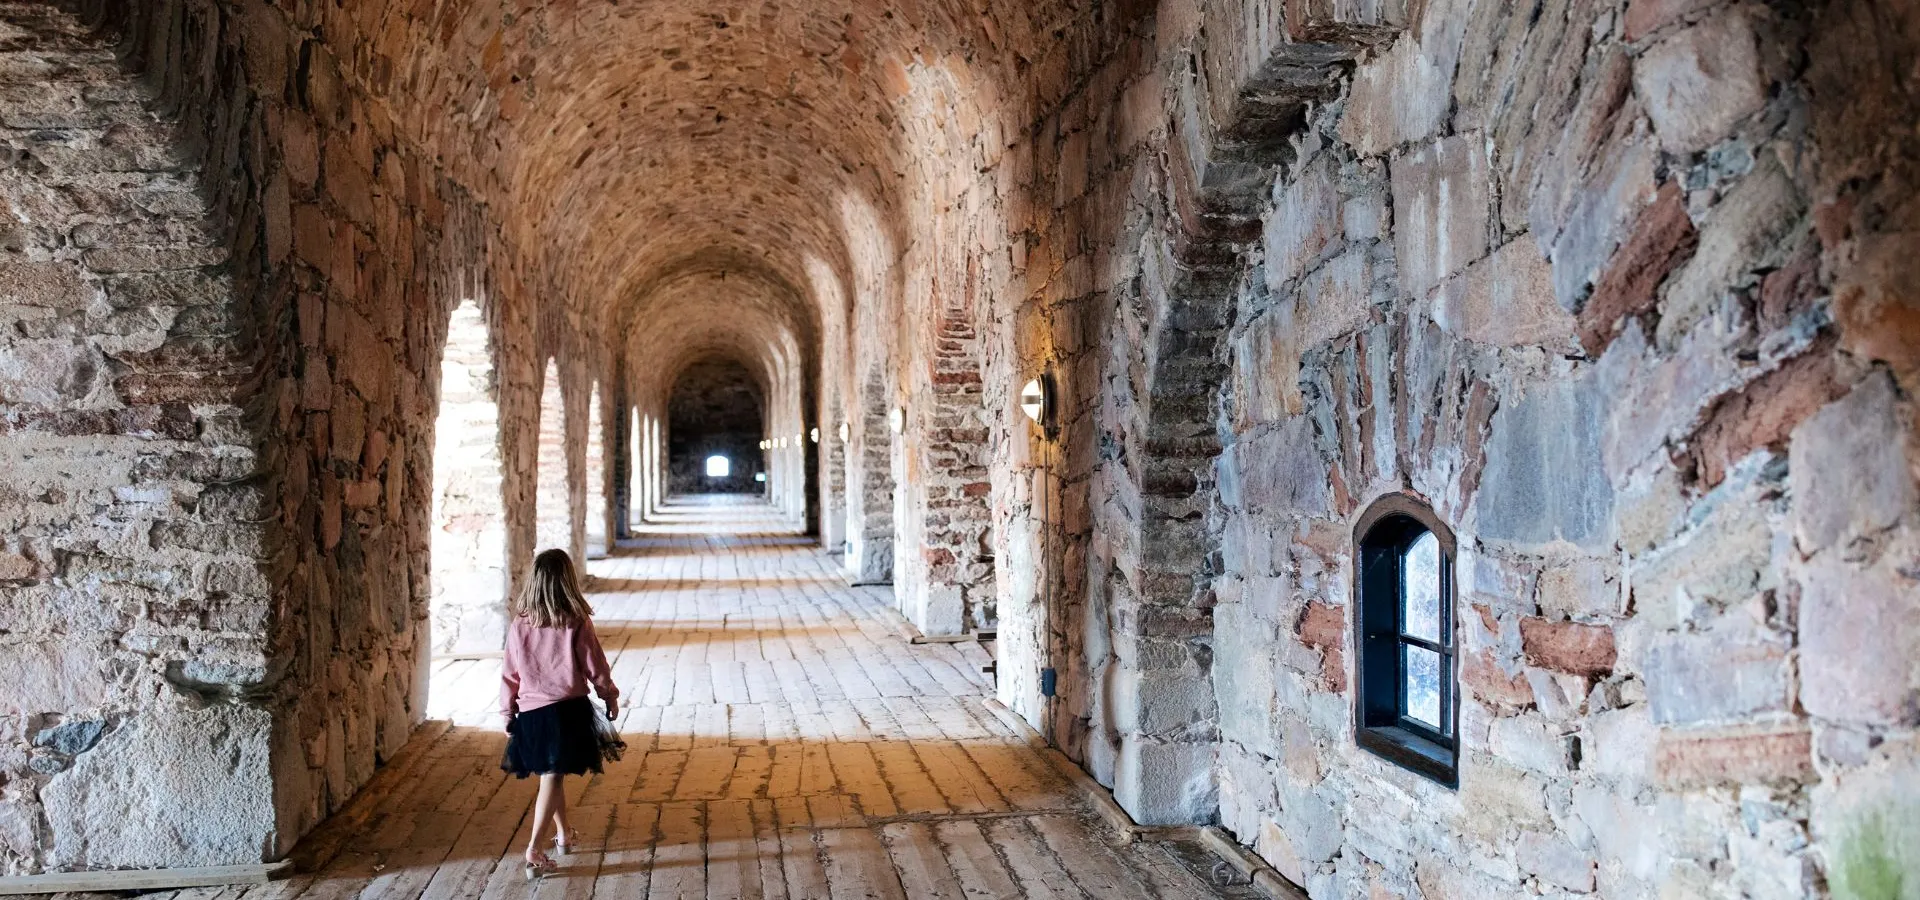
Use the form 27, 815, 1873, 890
705, 455, 730, 478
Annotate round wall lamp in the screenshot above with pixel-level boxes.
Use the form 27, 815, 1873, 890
794, 433, 804, 447
810, 427, 820, 444
838, 421, 851, 442
888, 407, 905, 434
1020, 371, 1058, 436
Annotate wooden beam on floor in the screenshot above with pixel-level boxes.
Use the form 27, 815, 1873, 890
0, 860, 292, 894
1198, 826, 1312, 900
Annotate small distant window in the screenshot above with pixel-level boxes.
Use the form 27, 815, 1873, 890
753, 472, 767, 483
1355, 495, 1457, 787
705, 455, 730, 478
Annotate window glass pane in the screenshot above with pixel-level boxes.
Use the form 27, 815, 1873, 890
1404, 645, 1442, 730
705, 455, 730, 478
1402, 530, 1441, 642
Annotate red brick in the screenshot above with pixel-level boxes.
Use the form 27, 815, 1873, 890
1519, 617, 1616, 677
1579, 182, 1697, 356
1758, 240, 1822, 331
1653, 725, 1813, 787
1297, 601, 1345, 649
1462, 650, 1535, 710
1297, 601, 1348, 692
1688, 344, 1844, 487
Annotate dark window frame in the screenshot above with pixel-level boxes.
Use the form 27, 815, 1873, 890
1353, 494, 1459, 788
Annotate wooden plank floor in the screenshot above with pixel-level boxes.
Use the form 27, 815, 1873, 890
130, 495, 1240, 900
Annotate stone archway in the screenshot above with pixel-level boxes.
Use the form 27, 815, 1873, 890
429, 299, 509, 654
665, 358, 766, 496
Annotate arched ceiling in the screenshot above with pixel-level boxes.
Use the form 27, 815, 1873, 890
667, 356, 765, 437
327, 0, 1086, 368
622, 267, 812, 408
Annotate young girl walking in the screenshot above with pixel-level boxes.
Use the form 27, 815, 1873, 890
500, 548, 624, 880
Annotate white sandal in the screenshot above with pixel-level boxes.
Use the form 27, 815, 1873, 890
523, 851, 558, 881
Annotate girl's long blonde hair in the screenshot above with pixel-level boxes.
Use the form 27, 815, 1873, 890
513, 548, 595, 628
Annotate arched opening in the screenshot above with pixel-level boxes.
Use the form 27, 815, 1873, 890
534, 359, 570, 552
428, 300, 509, 655
584, 381, 608, 558
665, 358, 763, 495
630, 407, 645, 525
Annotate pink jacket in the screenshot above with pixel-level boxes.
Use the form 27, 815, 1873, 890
500, 615, 619, 718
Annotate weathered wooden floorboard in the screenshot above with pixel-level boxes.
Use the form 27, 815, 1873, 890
276, 499, 1233, 899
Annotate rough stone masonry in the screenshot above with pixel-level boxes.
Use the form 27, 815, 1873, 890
0, 0, 1915, 897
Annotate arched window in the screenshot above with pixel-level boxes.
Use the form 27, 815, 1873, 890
1355, 495, 1457, 787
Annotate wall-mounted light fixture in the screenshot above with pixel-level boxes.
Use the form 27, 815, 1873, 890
758, 439, 768, 450
889, 407, 905, 434
810, 427, 820, 444
794, 433, 803, 447
839, 421, 851, 442
1020, 371, 1057, 437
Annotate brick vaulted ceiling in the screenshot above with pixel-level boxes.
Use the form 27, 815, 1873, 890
309, 1, 1082, 361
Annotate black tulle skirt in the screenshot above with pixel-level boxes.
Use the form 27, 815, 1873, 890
501, 696, 625, 778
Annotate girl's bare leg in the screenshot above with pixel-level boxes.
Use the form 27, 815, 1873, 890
550, 774, 572, 847
527, 774, 560, 863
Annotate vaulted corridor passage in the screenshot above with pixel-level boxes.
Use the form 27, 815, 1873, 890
5, 0, 1920, 894
240, 496, 1243, 899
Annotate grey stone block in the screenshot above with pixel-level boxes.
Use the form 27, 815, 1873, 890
1475, 375, 1616, 548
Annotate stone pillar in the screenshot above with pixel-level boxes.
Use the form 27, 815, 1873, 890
896, 311, 993, 637
648, 414, 663, 512
637, 410, 650, 518
584, 382, 608, 558
820, 414, 847, 553
844, 373, 895, 584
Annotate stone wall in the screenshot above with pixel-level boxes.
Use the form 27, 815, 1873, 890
0, 5, 279, 871
982, 0, 1920, 895
946, 0, 1920, 893
0, 0, 617, 874
0, 0, 483, 872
